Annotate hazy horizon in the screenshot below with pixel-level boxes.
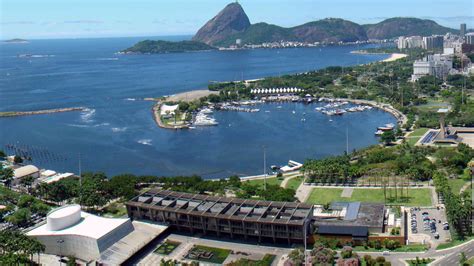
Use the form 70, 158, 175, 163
1, 0, 473, 40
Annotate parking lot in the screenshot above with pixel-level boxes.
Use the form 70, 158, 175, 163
409, 207, 451, 245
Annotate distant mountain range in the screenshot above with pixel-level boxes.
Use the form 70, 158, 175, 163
192, 2, 458, 46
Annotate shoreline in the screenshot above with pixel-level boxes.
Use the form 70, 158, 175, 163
350, 50, 408, 62
0, 107, 86, 118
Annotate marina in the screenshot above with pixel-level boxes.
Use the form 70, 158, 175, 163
0, 38, 393, 177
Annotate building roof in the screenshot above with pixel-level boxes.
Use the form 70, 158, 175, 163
98, 221, 168, 265
127, 189, 313, 225
313, 202, 385, 229
14, 165, 39, 178
317, 225, 368, 237
28, 205, 130, 240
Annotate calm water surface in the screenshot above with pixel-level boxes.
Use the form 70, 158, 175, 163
0, 36, 394, 178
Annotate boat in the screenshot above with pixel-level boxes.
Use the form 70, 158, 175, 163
375, 130, 384, 135
292, 110, 296, 114
334, 109, 346, 115
301, 118, 306, 122
377, 123, 395, 131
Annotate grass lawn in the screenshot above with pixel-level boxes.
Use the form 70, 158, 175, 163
306, 188, 432, 206
436, 236, 474, 250
466, 256, 474, 265
353, 244, 428, 253
244, 177, 282, 188
406, 258, 434, 265
285, 176, 304, 190
102, 202, 128, 218
154, 240, 181, 255
229, 254, 276, 266
406, 128, 429, 146
186, 245, 231, 264
306, 188, 344, 204
447, 178, 469, 194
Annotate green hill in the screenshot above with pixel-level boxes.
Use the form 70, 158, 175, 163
364, 17, 457, 39
121, 40, 216, 54
215, 23, 295, 46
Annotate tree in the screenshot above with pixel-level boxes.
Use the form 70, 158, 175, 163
0, 229, 45, 264
460, 252, 468, 266
5, 208, 31, 227
105, 174, 138, 199
0, 167, 14, 188
13, 155, 23, 164
380, 130, 395, 145
0, 150, 6, 158
20, 175, 35, 192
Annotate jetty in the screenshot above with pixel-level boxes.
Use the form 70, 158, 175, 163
0, 107, 86, 118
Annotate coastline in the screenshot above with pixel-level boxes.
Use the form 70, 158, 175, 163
350, 50, 408, 62
382, 53, 408, 62
151, 90, 218, 130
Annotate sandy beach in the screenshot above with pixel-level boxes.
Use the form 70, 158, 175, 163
166, 89, 218, 102
382, 53, 408, 62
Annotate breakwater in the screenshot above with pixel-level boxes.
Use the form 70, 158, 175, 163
0, 107, 86, 118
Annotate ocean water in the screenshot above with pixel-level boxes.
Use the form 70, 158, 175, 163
0, 36, 394, 178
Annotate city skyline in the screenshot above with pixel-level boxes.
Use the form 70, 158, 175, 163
1, 0, 473, 40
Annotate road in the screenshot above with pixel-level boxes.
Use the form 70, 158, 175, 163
356, 239, 474, 266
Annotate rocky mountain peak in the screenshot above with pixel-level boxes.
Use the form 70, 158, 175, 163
192, 2, 251, 45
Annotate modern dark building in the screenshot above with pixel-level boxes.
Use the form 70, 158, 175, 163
461, 23, 467, 37
312, 202, 386, 241
126, 189, 314, 244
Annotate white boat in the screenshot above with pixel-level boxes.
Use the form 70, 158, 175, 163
377, 123, 395, 131
375, 130, 384, 135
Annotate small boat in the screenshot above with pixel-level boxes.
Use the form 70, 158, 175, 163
375, 130, 384, 135
292, 110, 296, 114
301, 118, 306, 122
265, 110, 270, 113
377, 123, 395, 131
277, 106, 282, 109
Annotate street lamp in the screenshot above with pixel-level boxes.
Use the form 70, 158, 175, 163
57, 239, 64, 266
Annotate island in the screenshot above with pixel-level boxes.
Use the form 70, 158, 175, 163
3, 38, 29, 44
120, 40, 216, 54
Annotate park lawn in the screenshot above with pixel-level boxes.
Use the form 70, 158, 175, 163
406, 128, 429, 146
306, 188, 432, 206
306, 188, 344, 204
187, 245, 231, 264
285, 176, 304, 190
229, 254, 276, 266
154, 240, 181, 255
447, 178, 469, 194
409, 128, 429, 137
245, 177, 282, 189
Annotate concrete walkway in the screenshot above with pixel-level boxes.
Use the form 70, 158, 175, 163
279, 173, 300, 188
341, 187, 353, 198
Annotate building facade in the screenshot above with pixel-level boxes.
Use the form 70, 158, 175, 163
422, 35, 444, 50
126, 189, 313, 244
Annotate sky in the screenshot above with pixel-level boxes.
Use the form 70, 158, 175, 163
1, 0, 473, 40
